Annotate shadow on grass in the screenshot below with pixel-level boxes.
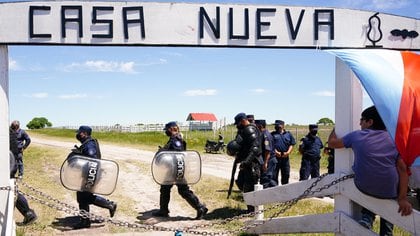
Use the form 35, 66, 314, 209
137, 209, 193, 222
137, 207, 248, 222
51, 216, 105, 231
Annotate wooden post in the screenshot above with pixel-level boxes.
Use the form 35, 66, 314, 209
334, 56, 363, 234
0, 45, 13, 235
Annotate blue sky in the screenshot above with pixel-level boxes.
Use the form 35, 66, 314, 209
7, 0, 420, 128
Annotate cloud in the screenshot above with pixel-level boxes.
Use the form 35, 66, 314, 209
24, 92, 48, 98
58, 93, 87, 99
312, 90, 335, 97
137, 58, 167, 66
9, 59, 20, 71
252, 88, 266, 93
63, 60, 137, 74
183, 89, 217, 96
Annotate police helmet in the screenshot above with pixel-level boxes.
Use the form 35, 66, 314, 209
226, 140, 241, 156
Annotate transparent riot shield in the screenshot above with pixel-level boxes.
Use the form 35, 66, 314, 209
152, 151, 201, 185
60, 153, 119, 195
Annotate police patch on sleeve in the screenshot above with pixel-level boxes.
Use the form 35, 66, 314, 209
264, 140, 269, 146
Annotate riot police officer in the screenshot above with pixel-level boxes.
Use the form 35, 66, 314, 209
255, 119, 277, 188
299, 124, 324, 181
246, 114, 255, 124
271, 120, 296, 185
73, 126, 117, 229
227, 113, 263, 213
153, 121, 208, 220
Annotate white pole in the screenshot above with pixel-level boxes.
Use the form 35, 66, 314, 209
0, 45, 13, 235
254, 183, 263, 220
334, 57, 363, 234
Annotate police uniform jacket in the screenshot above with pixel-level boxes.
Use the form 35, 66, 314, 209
261, 129, 276, 161
235, 124, 263, 165
80, 137, 101, 159
163, 134, 186, 151
15, 129, 31, 152
271, 130, 296, 153
299, 133, 323, 159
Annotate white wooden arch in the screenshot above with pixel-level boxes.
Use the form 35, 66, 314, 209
0, 1, 419, 235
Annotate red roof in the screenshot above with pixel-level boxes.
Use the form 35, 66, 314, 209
186, 113, 217, 121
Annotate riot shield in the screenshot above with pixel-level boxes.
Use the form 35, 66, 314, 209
152, 151, 201, 185
60, 154, 119, 195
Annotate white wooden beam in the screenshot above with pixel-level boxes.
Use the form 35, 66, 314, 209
340, 179, 420, 234
245, 213, 340, 234
243, 173, 341, 205
334, 56, 363, 222
0, 45, 12, 235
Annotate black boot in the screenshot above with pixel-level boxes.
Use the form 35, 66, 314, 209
73, 217, 91, 229
153, 186, 170, 217
195, 205, 208, 220
22, 209, 37, 225
247, 205, 255, 214
93, 196, 117, 217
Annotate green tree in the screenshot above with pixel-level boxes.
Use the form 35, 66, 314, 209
317, 117, 334, 126
26, 117, 53, 129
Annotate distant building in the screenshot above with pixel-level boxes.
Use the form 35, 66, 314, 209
186, 113, 217, 131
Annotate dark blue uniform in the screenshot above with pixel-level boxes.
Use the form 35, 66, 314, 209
74, 127, 117, 229
10, 127, 37, 224
324, 143, 335, 174
14, 128, 31, 177
232, 123, 263, 213
299, 133, 324, 180
157, 132, 207, 219
272, 130, 296, 185
259, 129, 277, 188
234, 124, 263, 193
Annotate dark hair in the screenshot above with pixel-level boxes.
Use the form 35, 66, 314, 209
361, 106, 386, 130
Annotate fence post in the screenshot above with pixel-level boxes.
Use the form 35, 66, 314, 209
334, 57, 363, 225
254, 183, 264, 220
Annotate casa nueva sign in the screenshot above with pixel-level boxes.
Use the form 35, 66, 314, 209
0, 1, 418, 50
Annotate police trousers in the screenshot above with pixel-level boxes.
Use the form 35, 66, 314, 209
299, 156, 320, 181
159, 184, 202, 211
275, 156, 291, 185
260, 158, 278, 188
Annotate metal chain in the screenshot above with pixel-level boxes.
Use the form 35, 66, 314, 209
239, 173, 355, 233
16, 173, 354, 235
0, 186, 11, 191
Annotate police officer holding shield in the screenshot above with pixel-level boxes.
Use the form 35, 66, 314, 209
73, 126, 117, 229
153, 121, 208, 220
227, 113, 263, 213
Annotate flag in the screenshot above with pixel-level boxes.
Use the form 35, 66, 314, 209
329, 49, 420, 166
